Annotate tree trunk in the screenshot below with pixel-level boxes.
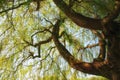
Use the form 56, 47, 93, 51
112, 72, 120, 80
106, 22, 120, 80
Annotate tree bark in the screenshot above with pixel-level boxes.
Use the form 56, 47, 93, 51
52, 0, 120, 80
52, 19, 120, 80
112, 72, 120, 80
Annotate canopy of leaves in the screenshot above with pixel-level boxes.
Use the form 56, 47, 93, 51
0, 0, 116, 80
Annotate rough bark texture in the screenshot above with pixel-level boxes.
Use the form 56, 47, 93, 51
52, 0, 120, 80
106, 22, 120, 80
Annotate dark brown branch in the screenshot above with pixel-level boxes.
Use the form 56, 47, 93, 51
31, 29, 52, 38
33, 0, 43, 10
44, 18, 54, 26
41, 46, 55, 60
24, 35, 52, 59
35, 0, 40, 10
24, 28, 52, 47
34, 37, 52, 47
23, 39, 33, 46
52, 19, 108, 76
30, 46, 55, 60
23, 36, 52, 47
52, 20, 76, 63
78, 43, 99, 51
53, 0, 103, 30
38, 45, 41, 57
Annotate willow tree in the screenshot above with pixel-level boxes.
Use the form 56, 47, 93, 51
0, 0, 120, 80
52, 0, 120, 80
53, 0, 120, 80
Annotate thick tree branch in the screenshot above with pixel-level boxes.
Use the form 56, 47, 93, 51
53, 0, 103, 30
52, 19, 76, 64
52, 19, 109, 76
